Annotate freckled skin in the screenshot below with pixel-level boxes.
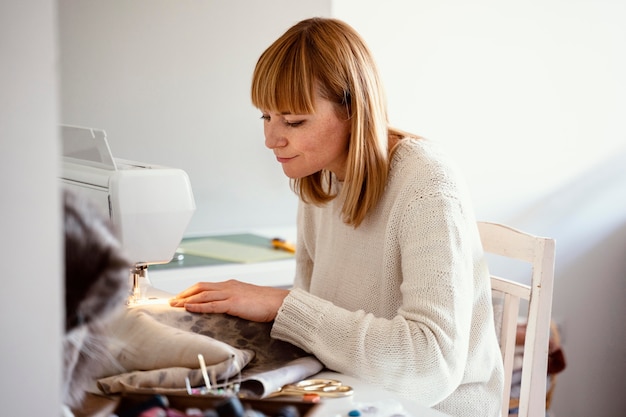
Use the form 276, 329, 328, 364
262, 93, 351, 181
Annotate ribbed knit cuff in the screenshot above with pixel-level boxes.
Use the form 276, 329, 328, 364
271, 288, 328, 350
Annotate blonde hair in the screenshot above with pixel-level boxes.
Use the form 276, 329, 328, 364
252, 18, 406, 227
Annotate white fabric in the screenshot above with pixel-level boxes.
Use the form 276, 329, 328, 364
272, 138, 504, 417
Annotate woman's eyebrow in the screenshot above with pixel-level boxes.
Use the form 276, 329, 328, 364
282, 111, 312, 117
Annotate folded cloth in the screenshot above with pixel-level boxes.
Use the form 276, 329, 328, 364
96, 303, 322, 398
104, 305, 253, 374
239, 356, 324, 398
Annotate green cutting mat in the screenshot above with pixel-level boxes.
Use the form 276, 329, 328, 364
150, 233, 294, 270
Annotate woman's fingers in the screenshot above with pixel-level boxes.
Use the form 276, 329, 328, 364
168, 280, 289, 322
174, 281, 219, 298
169, 281, 227, 305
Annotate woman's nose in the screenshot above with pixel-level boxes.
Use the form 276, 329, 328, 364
264, 123, 288, 149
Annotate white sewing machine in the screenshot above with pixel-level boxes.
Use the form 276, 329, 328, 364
59, 124, 196, 303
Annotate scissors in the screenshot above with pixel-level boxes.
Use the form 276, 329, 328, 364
267, 378, 353, 399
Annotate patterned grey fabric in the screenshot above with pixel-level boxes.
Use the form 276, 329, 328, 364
96, 303, 321, 397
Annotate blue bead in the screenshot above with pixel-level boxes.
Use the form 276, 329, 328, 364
348, 410, 361, 417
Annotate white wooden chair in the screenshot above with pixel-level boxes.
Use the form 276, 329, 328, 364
477, 222, 556, 417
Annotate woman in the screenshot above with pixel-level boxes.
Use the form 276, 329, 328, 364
170, 17, 503, 416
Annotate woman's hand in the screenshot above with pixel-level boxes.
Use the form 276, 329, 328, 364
168, 279, 289, 322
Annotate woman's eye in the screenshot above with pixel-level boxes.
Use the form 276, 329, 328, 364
285, 120, 304, 127
260, 114, 303, 127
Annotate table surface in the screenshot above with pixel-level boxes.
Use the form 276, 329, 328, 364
307, 371, 451, 417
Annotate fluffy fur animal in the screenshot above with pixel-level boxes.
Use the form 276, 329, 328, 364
62, 189, 131, 409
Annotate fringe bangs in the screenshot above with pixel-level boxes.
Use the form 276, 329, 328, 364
251, 36, 316, 115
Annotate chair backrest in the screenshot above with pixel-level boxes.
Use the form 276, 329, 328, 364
477, 222, 556, 417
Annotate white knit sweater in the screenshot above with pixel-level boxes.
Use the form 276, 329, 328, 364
271, 138, 504, 416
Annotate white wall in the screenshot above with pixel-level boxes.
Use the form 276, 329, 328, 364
333, 0, 625, 222
59, 0, 332, 235
0, 0, 61, 414
332, 1, 626, 416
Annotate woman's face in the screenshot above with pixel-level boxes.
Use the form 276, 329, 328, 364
261, 92, 351, 180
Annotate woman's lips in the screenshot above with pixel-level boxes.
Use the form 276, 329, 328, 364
276, 156, 294, 163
